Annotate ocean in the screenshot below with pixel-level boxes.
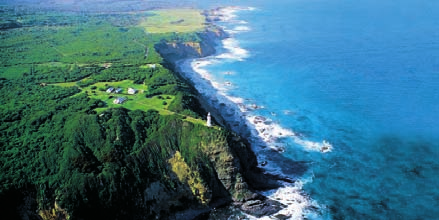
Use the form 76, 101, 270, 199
182, 0, 439, 219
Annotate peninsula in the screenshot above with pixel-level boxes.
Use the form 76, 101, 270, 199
0, 3, 284, 220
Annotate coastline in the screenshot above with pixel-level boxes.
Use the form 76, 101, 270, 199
156, 6, 338, 219
156, 6, 318, 219
155, 7, 296, 218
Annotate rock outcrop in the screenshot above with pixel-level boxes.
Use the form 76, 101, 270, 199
154, 28, 228, 63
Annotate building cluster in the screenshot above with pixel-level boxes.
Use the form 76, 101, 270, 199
106, 86, 138, 105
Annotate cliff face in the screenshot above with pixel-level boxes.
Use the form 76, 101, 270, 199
154, 28, 228, 63
155, 29, 285, 218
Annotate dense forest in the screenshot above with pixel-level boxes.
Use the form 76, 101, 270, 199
0, 4, 274, 219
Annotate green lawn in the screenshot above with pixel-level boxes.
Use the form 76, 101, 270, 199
54, 81, 78, 87
53, 79, 212, 127
139, 9, 205, 33
54, 80, 173, 114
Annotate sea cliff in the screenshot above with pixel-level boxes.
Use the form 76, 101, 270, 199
154, 26, 287, 219
0, 6, 284, 220
154, 27, 228, 63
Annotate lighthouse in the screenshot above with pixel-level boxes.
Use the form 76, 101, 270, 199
207, 112, 212, 127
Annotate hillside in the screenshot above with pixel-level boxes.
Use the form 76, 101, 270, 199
0, 5, 282, 220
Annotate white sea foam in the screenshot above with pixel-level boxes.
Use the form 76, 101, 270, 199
191, 60, 214, 80
226, 95, 245, 104
231, 25, 251, 33
243, 173, 328, 220
246, 115, 295, 145
216, 38, 249, 61
214, 6, 256, 23
215, 8, 238, 22
243, 111, 333, 153
293, 138, 333, 153
249, 185, 313, 220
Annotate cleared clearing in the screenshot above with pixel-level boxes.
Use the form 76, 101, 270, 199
53, 80, 210, 127
140, 9, 205, 33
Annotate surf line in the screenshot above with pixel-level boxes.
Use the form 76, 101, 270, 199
180, 6, 333, 219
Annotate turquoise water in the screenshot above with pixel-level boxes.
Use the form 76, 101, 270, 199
191, 0, 439, 219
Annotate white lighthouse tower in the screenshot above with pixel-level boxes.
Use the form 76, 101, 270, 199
207, 112, 212, 127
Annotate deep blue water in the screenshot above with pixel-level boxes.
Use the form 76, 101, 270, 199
193, 0, 439, 219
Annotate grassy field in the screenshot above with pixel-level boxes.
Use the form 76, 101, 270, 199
53, 79, 209, 127
139, 9, 205, 33
54, 80, 171, 113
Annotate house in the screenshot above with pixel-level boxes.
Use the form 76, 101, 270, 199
127, 88, 137, 94
113, 97, 126, 104
114, 88, 122, 93
106, 87, 114, 93
148, 64, 156, 69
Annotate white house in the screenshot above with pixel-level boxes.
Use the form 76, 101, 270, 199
106, 87, 114, 93
114, 88, 122, 93
113, 97, 126, 104
128, 88, 137, 94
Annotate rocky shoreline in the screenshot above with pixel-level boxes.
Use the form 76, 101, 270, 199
155, 9, 293, 219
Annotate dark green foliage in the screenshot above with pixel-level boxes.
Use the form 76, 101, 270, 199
93, 65, 148, 83
29, 64, 102, 83
0, 5, 226, 219
168, 93, 205, 118
0, 78, 222, 217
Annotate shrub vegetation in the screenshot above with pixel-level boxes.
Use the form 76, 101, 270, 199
0, 5, 223, 219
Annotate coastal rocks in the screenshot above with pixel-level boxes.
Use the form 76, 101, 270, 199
240, 198, 285, 218
228, 137, 282, 191
253, 115, 267, 124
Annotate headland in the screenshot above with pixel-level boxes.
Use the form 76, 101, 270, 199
0, 3, 288, 220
